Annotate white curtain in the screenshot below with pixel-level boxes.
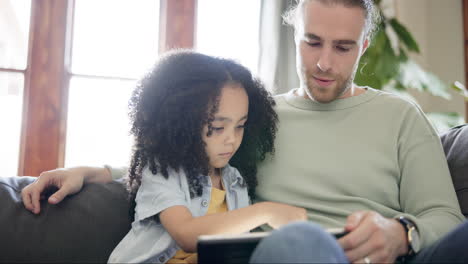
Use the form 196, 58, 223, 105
257, 0, 299, 94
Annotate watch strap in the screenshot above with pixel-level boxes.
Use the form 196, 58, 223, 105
397, 216, 418, 256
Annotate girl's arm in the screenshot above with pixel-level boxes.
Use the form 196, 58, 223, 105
159, 202, 307, 252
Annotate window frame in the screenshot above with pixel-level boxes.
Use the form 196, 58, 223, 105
17, 0, 197, 176
463, 0, 468, 122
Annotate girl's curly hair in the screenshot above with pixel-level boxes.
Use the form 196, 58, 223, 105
126, 50, 278, 199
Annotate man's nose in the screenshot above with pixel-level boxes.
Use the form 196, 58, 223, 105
317, 49, 332, 72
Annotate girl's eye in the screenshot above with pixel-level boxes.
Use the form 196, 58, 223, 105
236, 124, 246, 129
212, 127, 224, 132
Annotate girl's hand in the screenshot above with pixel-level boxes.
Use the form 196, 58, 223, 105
264, 202, 308, 229
159, 202, 308, 252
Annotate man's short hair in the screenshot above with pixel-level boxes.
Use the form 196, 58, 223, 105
283, 0, 381, 40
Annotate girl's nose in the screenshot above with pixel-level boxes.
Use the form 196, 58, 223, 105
225, 130, 236, 144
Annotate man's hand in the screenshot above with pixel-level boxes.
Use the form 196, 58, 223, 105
21, 168, 85, 214
337, 211, 408, 263
21, 166, 112, 214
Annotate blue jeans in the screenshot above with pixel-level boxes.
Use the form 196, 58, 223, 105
249, 221, 347, 263
250, 220, 468, 263
409, 220, 468, 263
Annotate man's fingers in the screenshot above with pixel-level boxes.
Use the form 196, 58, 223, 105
341, 212, 399, 263
343, 233, 374, 262
48, 192, 63, 204
339, 212, 373, 251
353, 253, 379, 264
339, 223, 371, 251
31, 189, 42, 214
48, 184, 74, 204
21, 190, 34, 212
345, 211, 366, 231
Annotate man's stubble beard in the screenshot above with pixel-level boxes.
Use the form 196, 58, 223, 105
301, 63, 358, 103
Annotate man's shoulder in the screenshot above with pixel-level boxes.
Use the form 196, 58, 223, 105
367, 87, 421, 111
271, 91, 292, 109
272, 91, 289, 100
368, 88, 437, 135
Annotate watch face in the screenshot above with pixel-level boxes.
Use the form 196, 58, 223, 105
409, 227, 421, 253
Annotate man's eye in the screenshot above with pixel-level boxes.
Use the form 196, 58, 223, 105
307, 42, 321, 47
336, 46, 350, 52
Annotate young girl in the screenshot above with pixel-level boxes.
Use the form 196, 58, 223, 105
108, 50, 306, 263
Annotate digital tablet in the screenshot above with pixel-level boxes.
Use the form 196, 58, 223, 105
197, 227, 348, 264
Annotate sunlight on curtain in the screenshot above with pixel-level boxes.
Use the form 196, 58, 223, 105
65, 77, 135, 167
0, 73, 24, 175
0, 0, 31, 175
196, 0, 261, 74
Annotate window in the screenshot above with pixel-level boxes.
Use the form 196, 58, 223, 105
65, 0, 160, 167
3, 0, 262, 176
0, 0, 31, 176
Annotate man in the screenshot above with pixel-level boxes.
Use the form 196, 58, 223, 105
249, 0, 467, 263
22, 0, 467, 263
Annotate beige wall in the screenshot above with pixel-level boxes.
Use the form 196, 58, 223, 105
395, 0, 465, 117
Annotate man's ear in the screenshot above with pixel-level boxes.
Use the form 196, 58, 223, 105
362, 37, 370, 54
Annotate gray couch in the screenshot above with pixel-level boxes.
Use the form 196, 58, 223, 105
1, 125, 467, 263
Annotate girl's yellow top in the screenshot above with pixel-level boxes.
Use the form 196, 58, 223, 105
167, 187, 228, 264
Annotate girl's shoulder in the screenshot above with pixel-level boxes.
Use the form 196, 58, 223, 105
141, 165, 186, 182
134, 166, 192, 222
138, 165, 190, 196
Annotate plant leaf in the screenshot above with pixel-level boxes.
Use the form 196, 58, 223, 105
374, 33, 400, 80
389, 18, 420, 53
425, 72, 451, 99
355, 58, 384, 89
397, 60, 451, 99
452, 81, 468, 98
398, 47, 408, 62
355, 29, 393, 89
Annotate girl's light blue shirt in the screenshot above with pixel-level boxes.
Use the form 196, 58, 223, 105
108, 164, 250, 263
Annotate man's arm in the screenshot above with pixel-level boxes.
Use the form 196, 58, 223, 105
395, 104, 465, 246
338, 103, 464, 263
21, 166, 124, 214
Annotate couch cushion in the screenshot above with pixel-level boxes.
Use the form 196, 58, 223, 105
0, 176, 133, 263
440, 124, 468, 218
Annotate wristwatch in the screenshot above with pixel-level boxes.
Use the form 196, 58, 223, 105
397, 216, 421, 256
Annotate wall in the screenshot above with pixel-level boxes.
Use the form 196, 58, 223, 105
395, 0, 465, 117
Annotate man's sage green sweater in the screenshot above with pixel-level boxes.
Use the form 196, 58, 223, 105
109, 87, 464, 249
254, 88, 464, 249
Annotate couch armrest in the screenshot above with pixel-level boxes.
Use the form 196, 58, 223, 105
440, 124, 468, 218
0, 176, 133, 263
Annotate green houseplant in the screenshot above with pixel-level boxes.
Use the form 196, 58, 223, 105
354, 0, 466, 132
